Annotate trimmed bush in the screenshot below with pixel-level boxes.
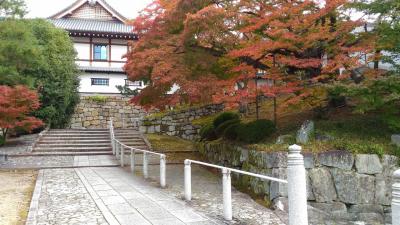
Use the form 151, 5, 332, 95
237, 119, 276, 143
215, 119, 240, 136
223, 123, 241, 140
199, 124, 217, 141
213, 112, 240, 128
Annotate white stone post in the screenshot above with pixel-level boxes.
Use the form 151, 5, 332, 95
222, 168, 233, 221
287, 144, 308, 225
112, 139, 116, 155
143, 152, 148, 179
160, 155, 166, 188
184, 160, 192, 201
130, 149, 135, 173
120, 145, 125, 167
116, 142, 120, 159
392, 169, 400, 225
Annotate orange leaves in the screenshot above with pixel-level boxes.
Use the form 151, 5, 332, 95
0, 85, 43, 132
125, 0, 374, 110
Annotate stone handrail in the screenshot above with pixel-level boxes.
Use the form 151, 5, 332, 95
184, 144, 309, 224
392, 170, 400, 225
109, 119, 167, 188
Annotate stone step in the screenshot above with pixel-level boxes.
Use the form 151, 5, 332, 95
49, 130, 109, 133
47, 132, 109, 135
41, 137, 111, 140
114, 136, 143, 140
114, 136, 142, 139
114, 132, 142, 135
27, 151, 113, 156
50, 129, 108, 131
114, 129, 139, 131
45, 134, 110, 137
34, 147, 112, 152
38, 140, 111, 144
117, 141, 147, 145
34, 143, 111, 148
118, 146, 149, 150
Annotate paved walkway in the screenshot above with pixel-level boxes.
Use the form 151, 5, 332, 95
146, 164, 285, 225
27, 167, 219, 225
0, 155, 120, 169
3, 133, 285, 225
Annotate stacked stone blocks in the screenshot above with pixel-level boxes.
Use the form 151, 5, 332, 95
198, 142, 398, 224
70, 96, 146, 129
140, 104, 224, 140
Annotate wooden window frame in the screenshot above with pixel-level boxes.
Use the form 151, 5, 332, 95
93, 43, 109, 61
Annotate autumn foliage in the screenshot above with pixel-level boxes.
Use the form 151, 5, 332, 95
0, 85, 43, 143
125, 0, 372, 111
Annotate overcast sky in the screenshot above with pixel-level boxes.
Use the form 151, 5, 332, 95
25, 0, 153, 19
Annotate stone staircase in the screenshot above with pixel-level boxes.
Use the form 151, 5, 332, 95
32, 129, 113, 156
30, 128, 195, 165
114, 129, 150, 150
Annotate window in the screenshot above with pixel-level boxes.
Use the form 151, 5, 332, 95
125, 80, 142, 87
93, 44, 108, 60
91, 78, 109, 86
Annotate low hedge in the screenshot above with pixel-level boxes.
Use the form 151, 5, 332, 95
199, 123, 217, 141
215, 119, 240, 136
237, 119, 276, 143
213, 112, 240, 128
223, 123, 241, 141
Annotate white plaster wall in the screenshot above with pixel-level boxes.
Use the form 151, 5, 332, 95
79, 73, 126, 93
70, 37, 141, 94
111, 45, 128, 61
75, 43, 90, 60
79, 73, 145, 94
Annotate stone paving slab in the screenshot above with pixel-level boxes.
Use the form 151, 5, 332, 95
0, 155, 119, 169
26, 167, 219, 225
78, 167, 218, 225
144, 164, 286, 225
26, 169, 108, 225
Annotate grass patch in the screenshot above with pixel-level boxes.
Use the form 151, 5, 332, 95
87, 95, 108, 103
192, 114, 219, 127
251, 109, 400, 156
146, 134, 196, 153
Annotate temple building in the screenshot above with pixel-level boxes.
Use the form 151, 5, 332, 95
49, 0, 142, 94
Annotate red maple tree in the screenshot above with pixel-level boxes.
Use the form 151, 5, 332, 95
125, 0, 373, 118
0, 85, 43, 144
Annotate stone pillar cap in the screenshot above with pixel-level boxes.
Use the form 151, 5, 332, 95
394, 169, 400, 179
289, 144, 302, 152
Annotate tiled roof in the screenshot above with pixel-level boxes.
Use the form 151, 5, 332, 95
79, 66, 125, 73
50, 18, 134, 35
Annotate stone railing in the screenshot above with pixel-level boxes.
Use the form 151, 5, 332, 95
184, 144, 308, 225
109, 120, 166, 188
140, 104, 224, 140
197, 141, 398, 225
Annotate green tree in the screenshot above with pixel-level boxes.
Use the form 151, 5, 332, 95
354, 0, 400, 70
0, 19, 80, 128
334, 74, 400, 132
0, 0, 26, 18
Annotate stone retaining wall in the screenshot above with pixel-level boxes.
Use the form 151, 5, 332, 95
140, 104, 224, 140
197, 141, 398, 225
70, 96, 147, 129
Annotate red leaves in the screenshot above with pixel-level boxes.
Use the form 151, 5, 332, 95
0, 85, 43, 133
125, 0, 373, 110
